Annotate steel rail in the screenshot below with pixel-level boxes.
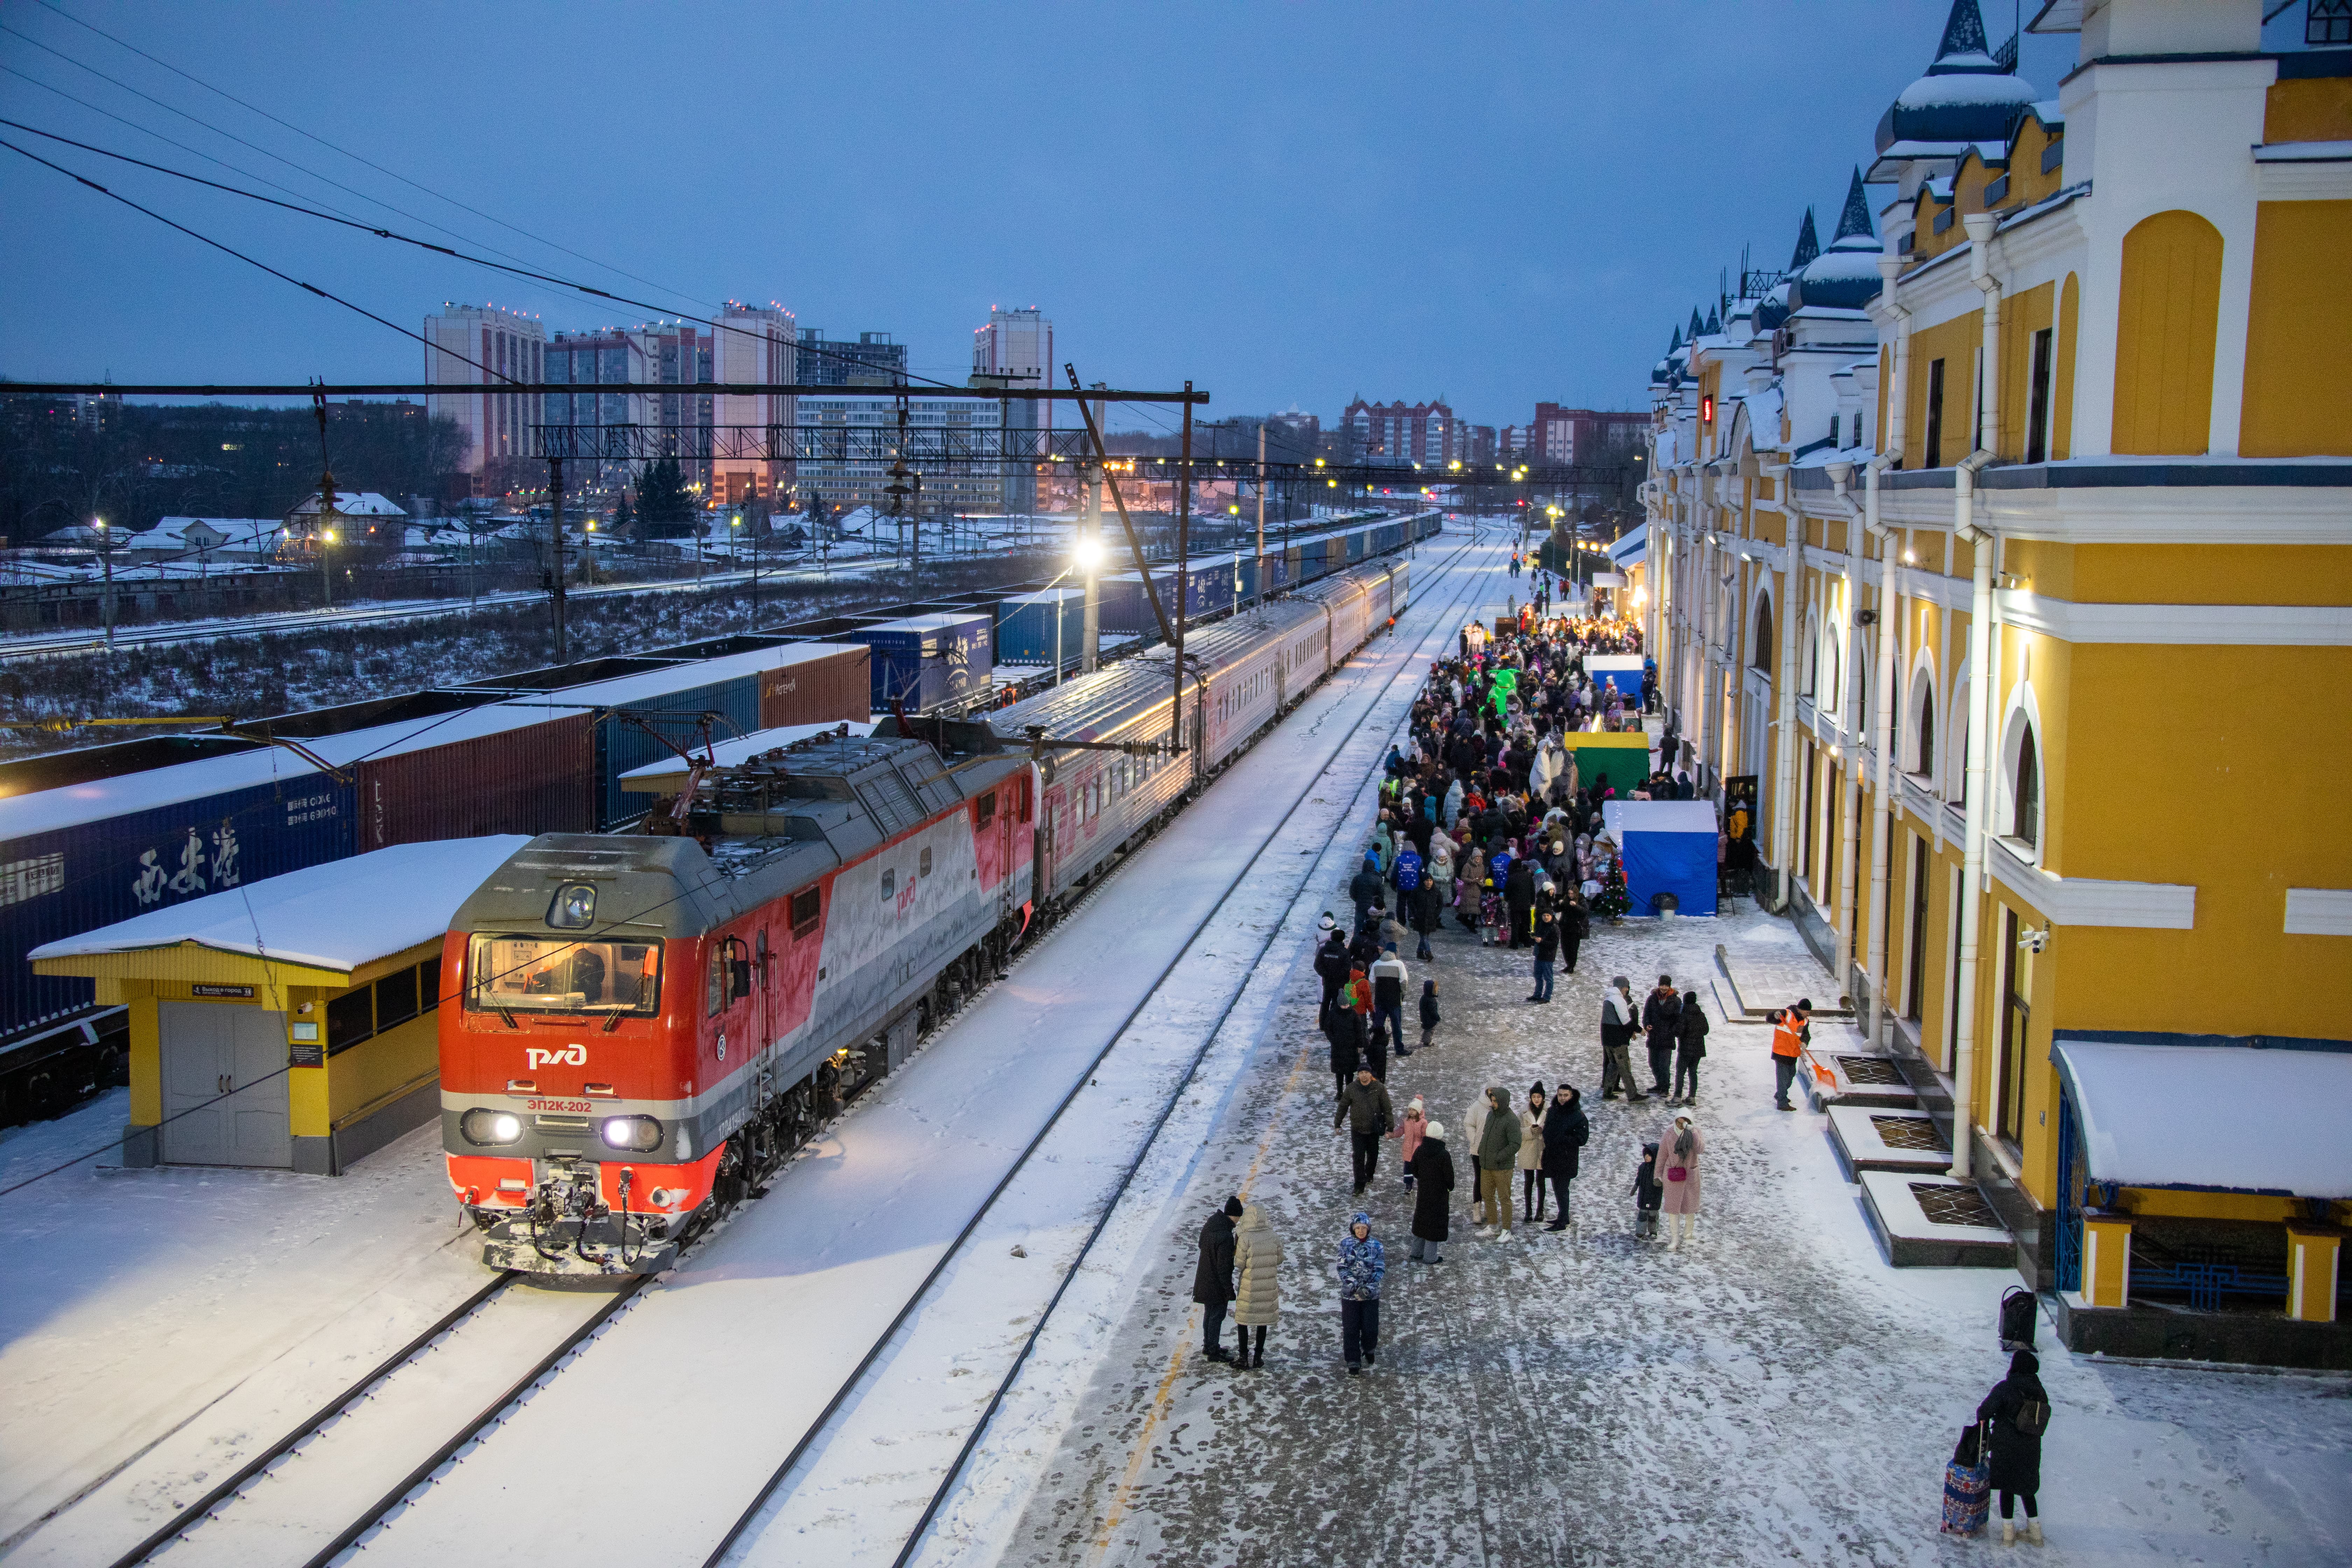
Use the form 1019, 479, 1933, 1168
102, 1269, 519, 1568
700, 528, 1487, 1566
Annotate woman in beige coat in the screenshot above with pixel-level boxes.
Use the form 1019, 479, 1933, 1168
1516, 1082, 1549, 1223
1231, 1202, 1282, 1369
1659, 1113, 1703, 1249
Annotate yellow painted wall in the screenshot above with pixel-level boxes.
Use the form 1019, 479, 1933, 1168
2069, 543, 2352, 606
2008, 114, 2065, 209
2264, 76, 2352, 142
1906, 312, 1982, 469
2055, 273, 2079, 459
2240, 200, 2352, 458
2112, 211, 2222, 455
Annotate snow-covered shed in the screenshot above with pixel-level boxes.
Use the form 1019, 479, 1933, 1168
31, 836, 526, 1175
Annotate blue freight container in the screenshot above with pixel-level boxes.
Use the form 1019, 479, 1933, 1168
846, 612, 993, 714
0, 772, 357, 1042
995, 589, 1087, 667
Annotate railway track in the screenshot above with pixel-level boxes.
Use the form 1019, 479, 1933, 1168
66, 530, 1486, 1568
699, 529, 1498, 1567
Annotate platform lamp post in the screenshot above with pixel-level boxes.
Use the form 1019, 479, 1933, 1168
93, 517, 115, 645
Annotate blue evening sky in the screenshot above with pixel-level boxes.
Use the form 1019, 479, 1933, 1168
0, 1, 2075, 430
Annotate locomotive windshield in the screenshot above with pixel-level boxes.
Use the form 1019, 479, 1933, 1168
467, 934, 663, 1016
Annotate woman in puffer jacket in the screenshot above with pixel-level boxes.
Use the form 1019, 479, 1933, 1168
1231, 1202, 1281, 1371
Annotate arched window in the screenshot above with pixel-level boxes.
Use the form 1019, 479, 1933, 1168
1906, 669, 1936, 776
1752, 596, 1773, 670
2012, 726, 2040, 846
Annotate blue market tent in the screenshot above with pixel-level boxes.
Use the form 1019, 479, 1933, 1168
1586, 654, 1645, 698
1602, 800, 1718, 917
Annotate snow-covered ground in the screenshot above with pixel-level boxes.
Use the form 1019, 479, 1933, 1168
945, 897, 2352, 1568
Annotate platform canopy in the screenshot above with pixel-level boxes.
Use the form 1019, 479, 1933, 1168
1601, 800, 1719, 917
2051, 1036, 2352, 1198
30, 835, 529, 985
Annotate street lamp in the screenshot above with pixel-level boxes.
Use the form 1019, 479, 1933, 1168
93, 517, 115, 644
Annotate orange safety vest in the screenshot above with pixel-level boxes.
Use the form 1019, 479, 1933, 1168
1770, 1015, 1805, 1059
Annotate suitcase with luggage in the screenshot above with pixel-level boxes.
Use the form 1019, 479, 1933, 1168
1999, 1285, 2038, 1350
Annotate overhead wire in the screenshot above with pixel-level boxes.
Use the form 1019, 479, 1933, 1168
29, 0, 714, 312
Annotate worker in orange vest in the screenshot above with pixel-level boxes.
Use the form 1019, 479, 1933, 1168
1770, 999, 1812, 1112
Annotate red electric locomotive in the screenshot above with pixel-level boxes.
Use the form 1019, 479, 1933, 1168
439, 721, 1034, 1274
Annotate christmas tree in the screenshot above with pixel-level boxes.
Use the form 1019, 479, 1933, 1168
1591, 857, 1631, 921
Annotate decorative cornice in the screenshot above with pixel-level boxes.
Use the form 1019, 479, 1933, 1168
1996, 594, 2352, 646
2284, 889, 2352, 937
1988, 839, 2196, 929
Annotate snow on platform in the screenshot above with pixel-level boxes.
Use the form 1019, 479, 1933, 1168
1857, 1170, 2016, 1269
1799, 1046, 1919, 1111
1827, 1104, 1951, 1181
1714, 939, 1849, 1020
350, 540, 1506, 1566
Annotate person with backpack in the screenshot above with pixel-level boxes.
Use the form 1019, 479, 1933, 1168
1312, 920, 1350, 1028
1671, 988, 1710, 1105
1975, 1350, 2051, 1544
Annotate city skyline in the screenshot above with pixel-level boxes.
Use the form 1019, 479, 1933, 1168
0, 2, 2074, 424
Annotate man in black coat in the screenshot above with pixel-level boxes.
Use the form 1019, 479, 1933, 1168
1193, 1196, 1242, 1361
1323, 997, 1363, 1102
1504, 858, 1537, 948
1671, 988, 1709, 1105
1641, 974, 1683, 1098
1312, 922, 1350, 1027
1539, 1084, 1589, 1230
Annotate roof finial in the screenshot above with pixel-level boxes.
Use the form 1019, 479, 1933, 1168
1833, 167, 1875, 244
1789, 208, 1821, 272
1935, 0, 1988, 63
1688, 307, 1706, 342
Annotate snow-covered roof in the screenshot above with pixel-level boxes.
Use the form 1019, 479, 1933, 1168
285, 491, 406, 519
617, 719, 876, 786
29, 836, 528, 973
1894, 71, 2036, 111
493, 642, 867, 712
2052, 1038, 2352, 1198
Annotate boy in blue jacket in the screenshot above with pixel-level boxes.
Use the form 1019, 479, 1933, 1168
1338, 1211, 1386, 1373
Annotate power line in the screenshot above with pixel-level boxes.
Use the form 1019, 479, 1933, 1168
30, 0, 714, 313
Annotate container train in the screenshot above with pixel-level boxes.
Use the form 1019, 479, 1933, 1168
438, 555, 1412, 1274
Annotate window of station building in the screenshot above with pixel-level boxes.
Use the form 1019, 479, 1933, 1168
2010, 724, 2040, 848
327, 987, 374, 1055
2025, 329, 2054, 464
375, 965, 419, 1030
791, 887, 821, 936
1924, 358, 1947, 469
2313, 0, 2352, 45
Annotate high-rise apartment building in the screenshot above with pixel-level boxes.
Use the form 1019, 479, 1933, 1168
1530, 402, 1648, 463
713, 302, 796, 504
425, 304, 545, 490
973, 308, 1055, 514
798, 330, 906, 387
1342, 398, 1459, 466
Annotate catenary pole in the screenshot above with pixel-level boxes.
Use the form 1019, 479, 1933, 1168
1174, 383, 1192, 755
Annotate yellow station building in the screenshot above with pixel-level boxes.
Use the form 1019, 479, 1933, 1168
1644, 0, 2350, 1365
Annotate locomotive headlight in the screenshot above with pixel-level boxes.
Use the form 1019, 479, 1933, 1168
461, 1108, 524, 1146
547, 882, 597, 929
601, 1115, 662, 1152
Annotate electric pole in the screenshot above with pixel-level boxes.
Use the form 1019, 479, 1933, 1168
1083, 383, 1105, 674
1174, 382, 1191, 756
1255, 421, 1266, 611
548, 454, 568, 662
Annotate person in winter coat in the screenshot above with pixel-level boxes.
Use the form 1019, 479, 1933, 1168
1530, 905, 1560, 1003
1631, 1141, 1663, 1241
1386, 1097, 1426, 1189
1349, 855, 1385, 934
1475, 1085, 1523, 1238
1192, 1196, 1242, 1360
1427, 828, 1456, 903
1441, 776, 1465, 833
1391, 840, 1423, 901
1671, 988, 1709, 1105
1478, 877, 1506, 946
1975, 1349, 2050, 1544
1230, 1202, 1281, 1371
1332, 1068, 1395, 1195
1369, 945, 1410, 1061
1411, 876, 1443, 962
1659, 1113, 1703, 1250
1642, 975, 1683, 1098
1560, 890, 1588, 974
1504, 857, 1537, 948
1408, 1123, 1455, 1262
1600, 978, 1648, 1101
1336, 1212, 1386, 1373
1418, 977, 1441, 1052
1539, 1084, 1590, 1230
1312, 922, 1350, 1028
1454, 859, 1483, 931
1516, 1082, 1549, 1222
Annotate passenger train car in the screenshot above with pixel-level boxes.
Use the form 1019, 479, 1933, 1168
436, 554, 1413, 1274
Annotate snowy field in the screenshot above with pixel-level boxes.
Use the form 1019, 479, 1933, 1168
955, 903, 2352, 1568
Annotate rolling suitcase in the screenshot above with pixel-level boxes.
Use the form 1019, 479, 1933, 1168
2000, 1285, 2038, 1351
1940, 1421, 1990, 1535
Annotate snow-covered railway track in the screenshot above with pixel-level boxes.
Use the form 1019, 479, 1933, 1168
105, 1271, 643, 1568
327, 532, 1494, 1568
698, 533, 1498, 1568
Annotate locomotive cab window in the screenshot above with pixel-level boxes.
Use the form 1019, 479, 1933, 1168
790, 887, 820, 936
707, 937, 751, 1014
975, 792, 996, 826
469, 936, 662, 1017
919, 846, 933, 878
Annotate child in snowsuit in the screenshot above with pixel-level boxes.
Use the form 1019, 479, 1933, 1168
1478, 878, 1504, 946
1632, 1140, 1664, 1241
1418, 978, 1440, 1052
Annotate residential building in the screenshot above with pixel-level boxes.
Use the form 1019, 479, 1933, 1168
797, 395, 1008, 515
1643, 0, 2352, 1365
1340, 398, 1460, 466
974, 308, 1055, 515
424, 304, 544, 489
797, 329, 907, 387
1465, 425, 1499, 465
712, 302, 797, 506
1266, 407, 1322, 460
1530, 403, 1648, 464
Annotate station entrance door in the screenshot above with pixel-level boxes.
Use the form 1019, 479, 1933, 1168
158, 1001, 292, 1168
